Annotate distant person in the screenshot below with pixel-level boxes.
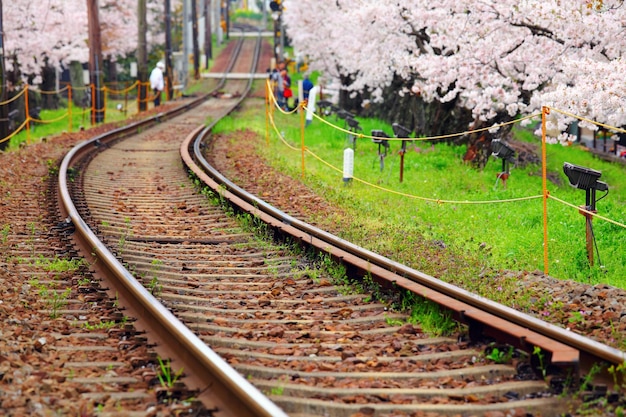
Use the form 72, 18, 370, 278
150, 62, 165, 107
302, 74, 314, 102
295, 52, 304, 73
280, 69, 292, 110
269, 68, 280, 102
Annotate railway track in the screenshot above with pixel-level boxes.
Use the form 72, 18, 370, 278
38, 27, 623, 417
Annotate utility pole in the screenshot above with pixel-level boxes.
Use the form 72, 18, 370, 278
165, 0, 173, 100
224, 0, 230, 39
182, 0, 189, 88
204, 0, 212, 69
215, 0, 223, 46
0, 0, 8, 150
87, 0, 105, 123
191, 0, 200, 79
137, 0, 148, 111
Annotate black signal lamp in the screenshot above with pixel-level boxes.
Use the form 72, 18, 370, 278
563, 162, 608, 192
346, 116, 361, 131
491, 139, 515, 188
491, 139, 515, 163
336, 109, 354, 120
371, 129, 389, 142
371, 129, 390, 151
270, 1, 281, 12
371, 129, 390, 171
563, 162, 608, 211
563, 162, 609, 266
392, 123, 411, 138
346, 116, 362, 150
317, 100, 331, 115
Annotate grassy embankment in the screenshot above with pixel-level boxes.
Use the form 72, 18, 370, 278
213, 87, 626, 306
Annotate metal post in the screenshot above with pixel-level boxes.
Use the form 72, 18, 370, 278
192, 0, 200, 79
215, 0, 223, 45
224, 0, 230, 39
24, 85, 31, 144
137, 0, 148, 111
68, 85, 73, 132
300, 101, 305, 178
541, 106, 550, 275
182, 0, 189, 88
583, 188, 597, 266
87, 0, 104, 123
399, 141, 406, 183
165, 0, 174, 100
204, 0, 212, 68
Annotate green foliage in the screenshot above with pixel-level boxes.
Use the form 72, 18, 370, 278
485, 345, 514, 364
34, 255, 87, 273
403, 292, 458, 336
385, 316, 405, 327
28, 278, 72, 319
533, 346, 548, 380
118, 217, 132, 257
148, 259, 163, 296
83, 320, 117, 330
232, 9, 264, 21
609, 362, 626, 391
46, 159, 59, 176
1, 224, 10, 246
157, 357, 184, 388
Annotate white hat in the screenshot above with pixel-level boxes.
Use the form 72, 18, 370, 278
157, 62, 165, 69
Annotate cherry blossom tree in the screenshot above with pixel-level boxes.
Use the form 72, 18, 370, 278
3, 0, 179, 83
282, 0, 626, 143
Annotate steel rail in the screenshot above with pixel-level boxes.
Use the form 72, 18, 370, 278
184, 111, 626, 380
58, 29, 289, 417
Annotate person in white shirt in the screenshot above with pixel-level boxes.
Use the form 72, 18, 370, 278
149, 62, 165, 106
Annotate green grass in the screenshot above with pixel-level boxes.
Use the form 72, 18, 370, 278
214, 99, 626, 291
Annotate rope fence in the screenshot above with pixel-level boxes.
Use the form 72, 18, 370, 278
265, 80, 626, 276
0, 78, 177, 146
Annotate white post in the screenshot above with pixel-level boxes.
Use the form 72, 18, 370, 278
305, 86, 319, 127
343, 148, 354, 183
298, 79, 304, 105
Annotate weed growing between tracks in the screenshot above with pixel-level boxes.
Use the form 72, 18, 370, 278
157, 357, 184, 388
148, 259, 164, 296
28, 279, 72, 319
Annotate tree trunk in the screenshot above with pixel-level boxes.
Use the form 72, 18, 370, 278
40, 63, 59, 110
69, 61, 87, 108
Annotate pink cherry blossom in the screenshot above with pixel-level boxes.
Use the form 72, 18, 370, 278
4, 0, 178, 79
282, 0, 626, 135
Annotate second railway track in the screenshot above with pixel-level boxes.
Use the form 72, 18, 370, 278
51, 29, 625, 417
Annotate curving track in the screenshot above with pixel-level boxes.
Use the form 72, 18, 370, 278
52, 29, 625, 417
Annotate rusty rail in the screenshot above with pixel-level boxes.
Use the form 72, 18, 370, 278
57, 28, 289, 417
